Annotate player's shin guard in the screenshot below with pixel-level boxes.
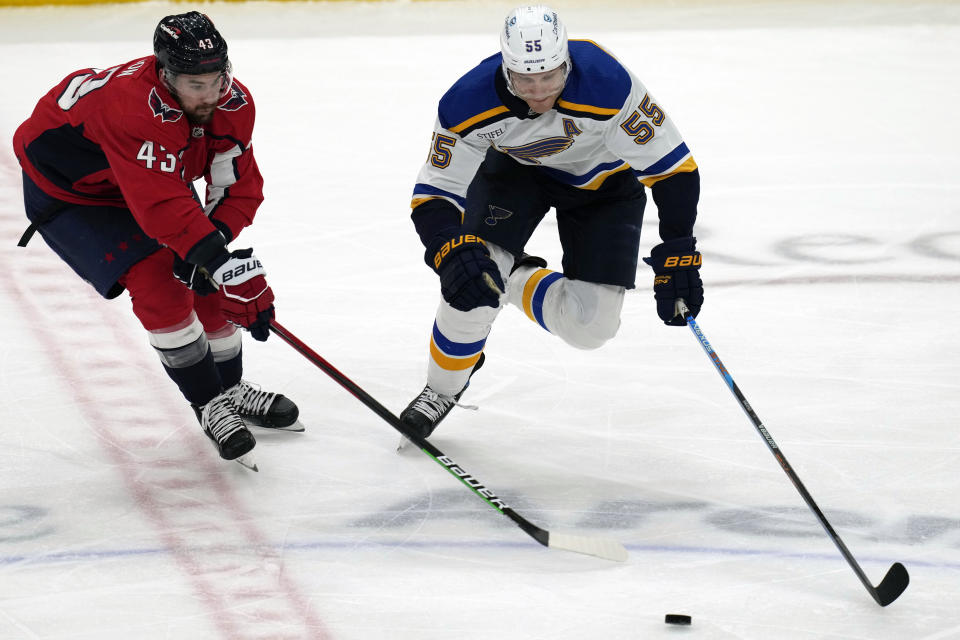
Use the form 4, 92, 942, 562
507, 265, 624, 350
207, 323, 242, 389
426, 301, 498, 396
149, 315, 256, 464
400, 301, 498, 438
149, 314, 221, 406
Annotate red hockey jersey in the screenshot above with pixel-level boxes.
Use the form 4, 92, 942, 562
13, 55, 263, 259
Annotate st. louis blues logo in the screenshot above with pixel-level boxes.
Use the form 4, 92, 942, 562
484, 205, 513, 226
218, 83, 248, 112
148, 87, 182, 123
498, 136, 574, 165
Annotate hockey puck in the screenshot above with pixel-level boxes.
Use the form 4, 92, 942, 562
665, 614, 692, 625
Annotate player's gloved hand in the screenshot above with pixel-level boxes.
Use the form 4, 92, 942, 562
642, 236, 703, 326
204, 248, 275, 341
172, 252, 219, 296
430, 234, 505, 312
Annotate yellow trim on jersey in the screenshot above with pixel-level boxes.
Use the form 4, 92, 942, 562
555, 99, 620, 117
521, 268, 553, 324
448, 106, 511, 134
410, 196, 467, 217
411, 195, 445, 209
639, 156, 699, 187
429, 338, 483, 371
580, 163, 633, 190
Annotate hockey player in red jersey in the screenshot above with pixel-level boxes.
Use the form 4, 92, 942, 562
400, 5, 704, 440
13, 11, 302, 469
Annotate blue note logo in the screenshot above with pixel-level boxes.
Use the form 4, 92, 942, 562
484, 205, 513, 226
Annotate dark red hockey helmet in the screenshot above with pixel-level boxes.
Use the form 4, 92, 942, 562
153, 11, 229, 75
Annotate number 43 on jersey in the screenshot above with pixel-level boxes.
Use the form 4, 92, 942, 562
137, 140, 177, 173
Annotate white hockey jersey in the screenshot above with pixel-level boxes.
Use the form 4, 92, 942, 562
411, 39, 697, 214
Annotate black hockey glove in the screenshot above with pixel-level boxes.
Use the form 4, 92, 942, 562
173, 252, 219, 295
642, 236, 703, 326
173, 221, 233, 296
430, 234, 505, 312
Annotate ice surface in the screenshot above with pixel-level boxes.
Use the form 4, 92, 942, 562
0, 2, 958, 638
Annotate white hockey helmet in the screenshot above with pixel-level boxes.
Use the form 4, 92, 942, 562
500, 5, 571, 93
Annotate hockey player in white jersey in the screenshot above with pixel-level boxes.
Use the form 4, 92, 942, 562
400, 5, 704, 439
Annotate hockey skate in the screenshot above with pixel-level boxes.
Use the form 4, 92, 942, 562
227, 379, 304, 432
195, 392, 258, 471
398, 353, 485, 448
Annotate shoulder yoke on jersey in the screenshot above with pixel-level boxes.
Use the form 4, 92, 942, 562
438, 54, 513, 136
556, 40, 631, 120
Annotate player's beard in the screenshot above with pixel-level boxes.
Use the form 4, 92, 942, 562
186, 104, 217, 124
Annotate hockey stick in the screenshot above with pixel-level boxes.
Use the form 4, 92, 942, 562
676, 300, 908, 606
269, 320, 627, 563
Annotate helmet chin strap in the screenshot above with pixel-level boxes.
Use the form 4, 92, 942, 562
159, 67, 180, 100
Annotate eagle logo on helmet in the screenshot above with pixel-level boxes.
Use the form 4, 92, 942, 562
148, 87, 183, 122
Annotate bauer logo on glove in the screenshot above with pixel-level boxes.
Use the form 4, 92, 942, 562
213, 256, 265, 284
643, 236, 704, 326
663, 254, 702, 268
433, 234, 486, 269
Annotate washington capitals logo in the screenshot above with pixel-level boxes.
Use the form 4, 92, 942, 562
498, 136, 574, 165
484, 205, 513, 226
159, 24, 181, 39
148, 87, 182, 123
218, 83, 248, 112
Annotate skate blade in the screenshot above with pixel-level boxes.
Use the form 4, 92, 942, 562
234, 452, 259, 472
269, 419, 305, 433
245, 419, 305, 433
397, 435, 414, 453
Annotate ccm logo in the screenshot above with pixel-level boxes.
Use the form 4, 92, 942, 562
220, 259, 263, 283
433, 235, 485, 269
664, 254, 702, 268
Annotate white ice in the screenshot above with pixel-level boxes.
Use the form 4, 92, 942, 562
0, 1, 958, 638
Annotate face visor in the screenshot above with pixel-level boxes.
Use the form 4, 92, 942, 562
162, 60, 233, 101
505, 62, 568, 102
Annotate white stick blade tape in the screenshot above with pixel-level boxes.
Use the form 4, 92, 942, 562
548, 533, 628, 562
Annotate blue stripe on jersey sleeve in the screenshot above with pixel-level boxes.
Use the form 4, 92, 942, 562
412, 183, 467, 208
437, 54, 504, 132
635, 142, 691, 176
561, 40, 632, 112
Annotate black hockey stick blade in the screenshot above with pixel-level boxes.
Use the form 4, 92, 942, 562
873, 562, 909, 606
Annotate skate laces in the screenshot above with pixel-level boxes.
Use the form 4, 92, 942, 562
202, 395, 246, 442
229, 380, 275, 416
410, 387, 477, 421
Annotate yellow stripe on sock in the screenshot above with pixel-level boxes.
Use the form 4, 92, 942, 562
522, 269, 553, 324
429, 338, 483, 371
